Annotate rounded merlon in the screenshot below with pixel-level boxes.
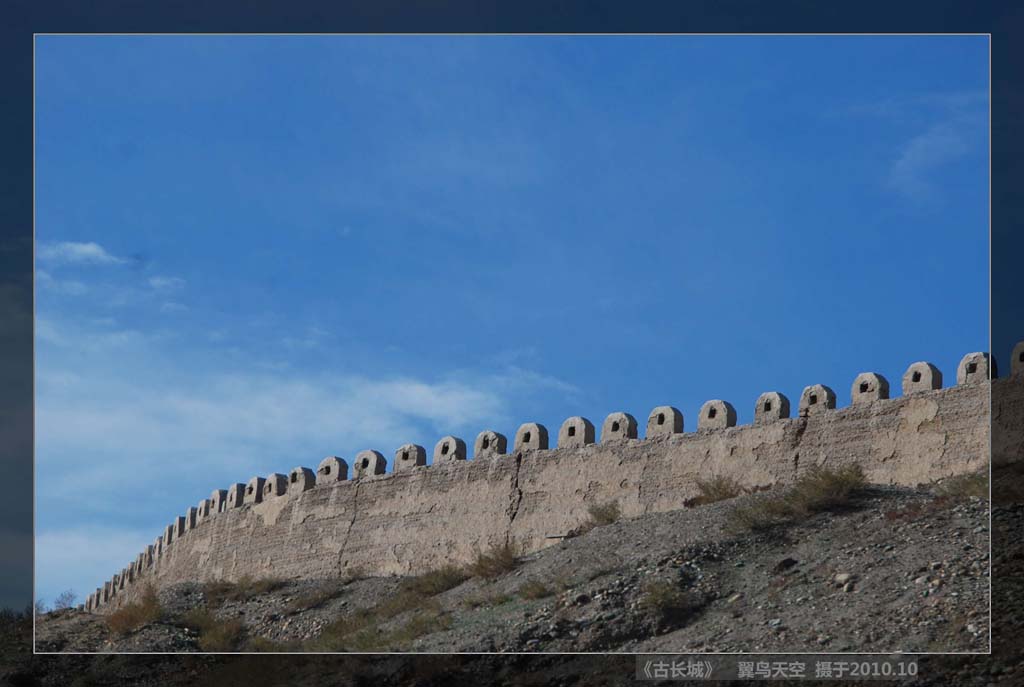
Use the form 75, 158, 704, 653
558, 416, 595, 448
244, 476, 266, 505
851, 372, 890, 404
957, 352, 996, 385
195, 499, 211, 523
601, 412, 638, 442
262, 473, 288, 499
433, 436, 468, 463
798, 385, 836, 417
353, 450, 387, 477
1012, 341, 1024, 377
394, 444, 427, 471
514, 423, 549, 452
209, 489, 227, 515
288, 466, 316, 493
317, 456, 348, 484
646, 406, 683, 437
698, 400, 737, 430
902, 361, 942, 395
185, 507, 197, 531
754, 392, 790, 424
473, 430, 508, 458
226, 483, 246, 509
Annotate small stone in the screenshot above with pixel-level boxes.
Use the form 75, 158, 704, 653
774, 557, 798, 573
833, 573, 855, 586
843, 582, 855, 593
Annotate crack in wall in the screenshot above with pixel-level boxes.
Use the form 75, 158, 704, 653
504, 452, 524, 546
336, 479, 362, 574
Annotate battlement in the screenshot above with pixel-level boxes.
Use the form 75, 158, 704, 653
85, 348, 1024, 614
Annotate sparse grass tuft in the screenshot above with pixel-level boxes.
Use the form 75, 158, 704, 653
639, 580, 703, 626
203, 576, 287, 607
316, 594, 451, 651
467, 543, 520, 579
463, 591, 514, 609
934, 471, 988, 501
198, 618, 244, 652
586, 501, 622, 527
690, 475, 746, 506
178, 607, 245, 651
105, 586, 163, 635
728, 464, 867, 532
285, 580, 348, 614
400, 566, 469, 596
517, 580, 554, 600
571, 501, 623, 537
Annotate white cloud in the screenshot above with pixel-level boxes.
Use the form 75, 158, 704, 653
34, 315, 580, 601
37, 241, 126, 266
36, 317, 156, 354
160, 301, 188, 313
36, 269, 88, 295
887, 121, 973, 200
148, 276, 185, 291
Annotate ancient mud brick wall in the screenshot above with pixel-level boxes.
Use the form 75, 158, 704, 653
89, 350, 1024, 613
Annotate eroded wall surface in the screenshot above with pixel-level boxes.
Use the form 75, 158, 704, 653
91, 375, 1024, 614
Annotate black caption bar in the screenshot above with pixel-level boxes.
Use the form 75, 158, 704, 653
635, 655, 920, 681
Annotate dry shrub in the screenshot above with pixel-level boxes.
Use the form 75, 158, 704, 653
587, 501, 621, 527
316, 595, 447, 651
401, 566, 469, 596
728, 464, 867, 532
639, 580, 703, 627
203, 576, 286, 607
689, 475, 746, 506
179, 607, 244, 651
463, 591, 513, 609
467, 543, 520, 579
517, 580, 554, 600
105, 586, 163, 635
934, 471, 989, 501
571, 501, 622, 537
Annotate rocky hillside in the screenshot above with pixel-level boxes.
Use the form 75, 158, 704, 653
36, 467, 992, 655
6, 462, 1022, 687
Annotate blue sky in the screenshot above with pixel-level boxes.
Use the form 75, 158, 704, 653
34, 35, 988, 606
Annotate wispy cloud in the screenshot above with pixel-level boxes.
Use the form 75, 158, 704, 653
887, 120, 976, 201
160, 301, 188, 313
37, 241, 126, 266
148, 276, 185, 291
36, 269, 88, 295
841, 90, 986, 204
36, 316, 152, 352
